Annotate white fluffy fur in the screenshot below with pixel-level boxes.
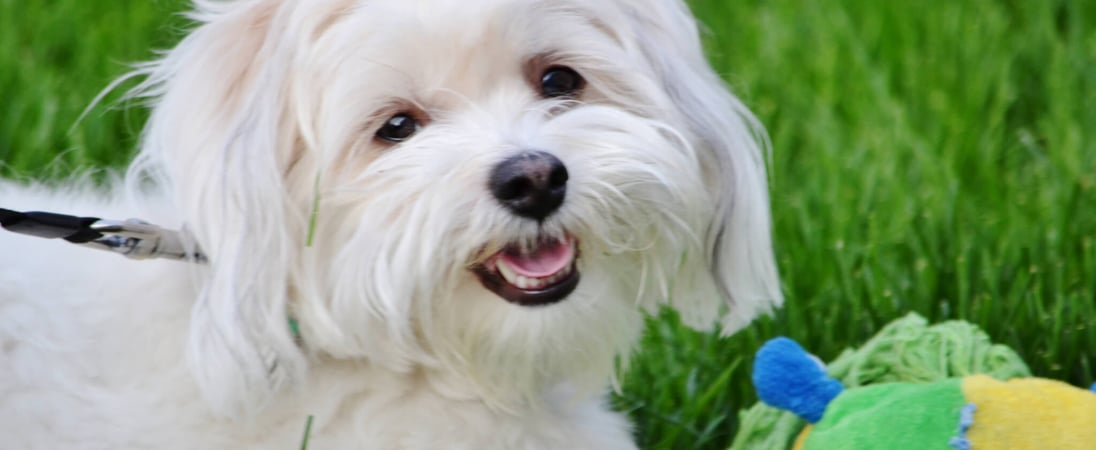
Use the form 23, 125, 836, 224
0, 0, 781, 447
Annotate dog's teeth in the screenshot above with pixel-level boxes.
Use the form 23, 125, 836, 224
548, 270, 564, 284
497, 260, 519, 284
516, 276, 532, 290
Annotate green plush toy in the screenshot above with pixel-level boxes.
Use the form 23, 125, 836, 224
730, 313, 1096, 450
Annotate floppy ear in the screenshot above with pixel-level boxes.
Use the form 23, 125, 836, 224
127, 0, 309, 417
622, 0, 782, 332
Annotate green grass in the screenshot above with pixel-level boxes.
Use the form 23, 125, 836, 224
0, 0, 188, 177
2, 1, 1094, 449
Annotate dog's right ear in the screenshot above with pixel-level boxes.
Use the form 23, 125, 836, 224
126, 0, 311, 418
617, 0, 783, 333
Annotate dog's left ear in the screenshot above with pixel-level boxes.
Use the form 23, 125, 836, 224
622, 0, 782, 332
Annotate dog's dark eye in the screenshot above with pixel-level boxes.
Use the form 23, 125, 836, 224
376, 114, 419, 142
540, 66, 584, 98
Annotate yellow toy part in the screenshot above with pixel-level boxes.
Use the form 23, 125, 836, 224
961, 374, 1096, 450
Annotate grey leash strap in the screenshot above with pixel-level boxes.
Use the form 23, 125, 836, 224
0, 207, 204, 262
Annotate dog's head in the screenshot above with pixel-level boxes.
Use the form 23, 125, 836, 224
130, 0, 781, 415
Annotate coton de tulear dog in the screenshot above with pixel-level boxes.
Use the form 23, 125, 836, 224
0, 0, 781, 448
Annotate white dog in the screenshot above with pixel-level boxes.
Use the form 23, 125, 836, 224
0, 0, 781, 448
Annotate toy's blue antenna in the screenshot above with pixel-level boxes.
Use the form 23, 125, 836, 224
752, 337, 844, 423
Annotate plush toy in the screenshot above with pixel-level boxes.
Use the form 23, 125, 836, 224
750, 336, 1096, 450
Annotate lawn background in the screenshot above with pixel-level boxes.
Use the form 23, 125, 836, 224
1, 0, 1093, 448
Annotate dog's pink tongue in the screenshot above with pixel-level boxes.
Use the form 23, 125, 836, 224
500, 239, 574, 278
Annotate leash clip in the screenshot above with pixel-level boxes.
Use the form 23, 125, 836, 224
84, 219, 203, 262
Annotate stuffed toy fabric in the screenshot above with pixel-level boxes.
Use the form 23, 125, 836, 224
730, 313, 1033, 450
747, 327, 1096, 449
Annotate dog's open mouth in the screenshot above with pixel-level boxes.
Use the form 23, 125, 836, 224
473, 235, 580, 306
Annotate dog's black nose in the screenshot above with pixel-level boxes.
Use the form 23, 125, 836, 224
489, 151, 568, 221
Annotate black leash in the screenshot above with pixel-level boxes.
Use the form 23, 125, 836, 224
0, 207, 204, 262
0, 208, 105, 243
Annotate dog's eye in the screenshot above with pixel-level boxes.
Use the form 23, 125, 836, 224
540, 66, 584, 98
375, 113, 419, 143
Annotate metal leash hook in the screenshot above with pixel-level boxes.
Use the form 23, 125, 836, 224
0, 208, 204, 263
83, 219, 204, 262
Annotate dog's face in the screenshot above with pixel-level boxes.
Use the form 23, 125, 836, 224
133, 0, 780, 414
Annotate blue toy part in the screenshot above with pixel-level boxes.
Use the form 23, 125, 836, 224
1090, 381, 1095, 393
751, 337, 844, 423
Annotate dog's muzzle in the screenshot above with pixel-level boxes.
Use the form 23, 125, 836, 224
475, 151, 579, 306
